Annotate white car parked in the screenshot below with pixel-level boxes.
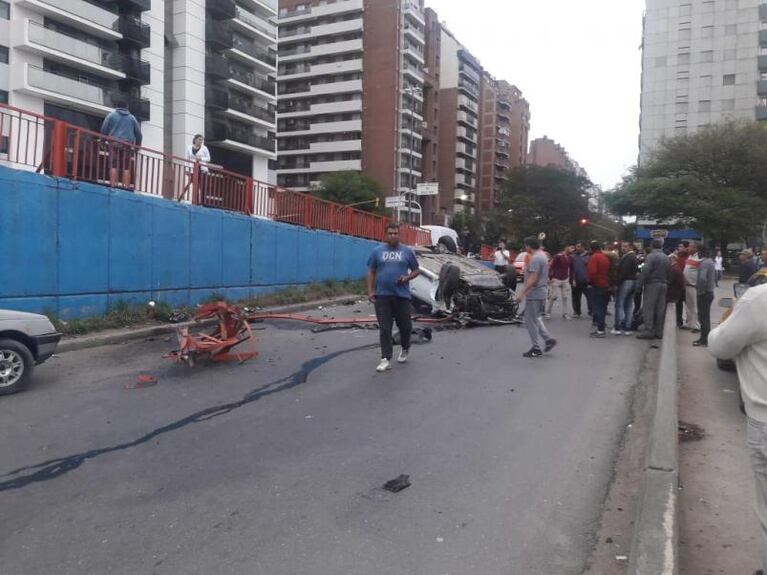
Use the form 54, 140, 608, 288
0, 310, 61, 395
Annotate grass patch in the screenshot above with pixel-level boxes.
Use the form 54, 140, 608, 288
48, 280, 366, 337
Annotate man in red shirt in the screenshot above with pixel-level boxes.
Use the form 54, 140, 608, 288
546, 246, 573, 319
587, 241, 611, 337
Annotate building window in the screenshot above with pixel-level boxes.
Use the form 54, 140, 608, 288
700, 51, 714, 63
0, 45, 7, 64
0, 90, 7, 104
723, 74, 736, 85
701, 25, 714, 38
698, 100, 712, 113
680, 3, 692, 17
679, 28, 692, 41
0, 1, 8, 20
678, 53, 691, 65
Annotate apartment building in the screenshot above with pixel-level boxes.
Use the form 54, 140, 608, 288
476, 76, 529, 216
419, 6, 440, 224
528, 136, 572, 171
275, 0, 427, 216
0, 0, 277, 181
639, 0, 766, 164
437, 26, 481, 217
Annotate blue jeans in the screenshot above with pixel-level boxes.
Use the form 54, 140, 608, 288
591, 286, 609, 332
614, 279, 637, 331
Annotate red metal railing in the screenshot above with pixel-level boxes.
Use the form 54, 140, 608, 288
0, 103, 432, 246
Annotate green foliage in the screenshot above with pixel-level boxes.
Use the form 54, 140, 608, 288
607, 121, 767, 244
311, 171, 384, 213
489, 165, 599, 249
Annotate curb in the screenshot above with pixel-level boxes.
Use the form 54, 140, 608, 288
627, 306, 679, 575
57, 295, 363, 354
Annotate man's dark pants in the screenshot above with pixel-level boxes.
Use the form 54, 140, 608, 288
571, 282, 592, 316
591, 286, 609, 331
374, 296, 412, 360
697, 292, 714, 343
675, 298, 684, 327
642, 282, 668, 338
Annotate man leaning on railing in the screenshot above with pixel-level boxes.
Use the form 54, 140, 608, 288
100, 102, 143, 189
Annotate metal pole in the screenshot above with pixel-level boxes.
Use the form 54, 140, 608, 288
408, 99, 414, 226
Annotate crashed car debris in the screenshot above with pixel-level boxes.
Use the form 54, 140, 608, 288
410, 250, 520, 325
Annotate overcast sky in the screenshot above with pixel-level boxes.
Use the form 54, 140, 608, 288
425, 0, 646, 191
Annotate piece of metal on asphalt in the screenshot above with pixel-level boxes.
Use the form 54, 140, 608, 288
383, 474, 411, 493
125, 374, 158, 390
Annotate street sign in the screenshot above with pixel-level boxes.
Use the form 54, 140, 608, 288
385, 196, 407, 208
416, 182, 439, 196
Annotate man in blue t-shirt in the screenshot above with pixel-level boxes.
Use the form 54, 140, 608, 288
367, 223, 421, 372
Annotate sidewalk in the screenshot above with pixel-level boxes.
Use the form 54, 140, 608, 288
678, 280, 762, 574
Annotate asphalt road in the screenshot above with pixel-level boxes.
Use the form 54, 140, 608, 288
0, 304, 649, 575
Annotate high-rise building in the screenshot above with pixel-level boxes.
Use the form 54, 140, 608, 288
477, 76, 528, 216
437, 26, 481, 217
0, 0, 277, 181
639, 0, 766, 164
419, 6, 441, 224
528, 135, 573, 171
275, 0, 426, 211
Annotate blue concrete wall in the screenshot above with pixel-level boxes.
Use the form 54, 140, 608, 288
0, 166, 378, 319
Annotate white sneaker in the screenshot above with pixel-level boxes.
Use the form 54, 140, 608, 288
610, 329, 622, 335
397, 350, 409, 363
544, 314, 552, 320
624, 330, 634, 336
376, 358, 391, 372
563, 314, 572, 320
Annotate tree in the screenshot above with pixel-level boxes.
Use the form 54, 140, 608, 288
489, 165, 596, 250
606, 122, 767, 247
310, 171, 383, 213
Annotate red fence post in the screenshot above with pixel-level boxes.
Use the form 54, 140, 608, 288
50, 120, 67, 178
304, 193, 313, 228
244, 177, 254, 215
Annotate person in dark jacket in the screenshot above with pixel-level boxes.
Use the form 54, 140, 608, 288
637, 239, 671, 339
667, 253, 686, 327
100, 103, 143, 188
693, 247, 716, 347
612, 242, 639, 335
570, 242, 591, 318
740, 250, 760, 288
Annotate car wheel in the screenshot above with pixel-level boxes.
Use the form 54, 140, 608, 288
437, 236, 457, 254
0, 339, 34, 396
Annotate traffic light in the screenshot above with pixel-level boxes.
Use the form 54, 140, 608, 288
579, 218, 589, 226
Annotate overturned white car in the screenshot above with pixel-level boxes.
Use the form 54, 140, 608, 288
410, 251, 520, 324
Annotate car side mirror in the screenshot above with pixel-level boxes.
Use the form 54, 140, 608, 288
718, 297, 734, 309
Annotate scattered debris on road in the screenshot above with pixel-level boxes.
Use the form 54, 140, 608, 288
678, 421, 705, 442
383, 474, 411, 493
124, 374, 158, 390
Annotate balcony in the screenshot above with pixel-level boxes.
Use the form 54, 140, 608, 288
228, 67, 276, 98
280, 18, 364, 43
759, 80, 767, 95
278, 0, 363, 24
760, 29, 767, 46
117, 16, 151, 48
280, 59, 363, 81
403, 44, 425, 66
102, 0, 151, 12
761, 3, 767, 20
277, 159, 362, 174
118, 56, 151, 84
403, 23, 425, 45
207, 86, 275, 126
23, 64, 150, 122
208, 21, 276, 70
233, 5, 278, 41
278, 119, 362, 136
457, 111, 477, 127
403, 63, 424, 83
278, 99, 362, 118
456, 142, 476, 157
757, 105, 767, 121
206, 53, 231, 79
403, 1, 426, 26
16, 0, 121, 39
207, 118, 276, 155
280, 38, 362, 62
458, 78, 479, 97
16, 19, 125, 79
458, 96, 478, 113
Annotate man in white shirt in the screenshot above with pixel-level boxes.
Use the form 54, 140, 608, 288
493, 242, 511, 275
709, 281, 767, 575
714, 250, 724, 287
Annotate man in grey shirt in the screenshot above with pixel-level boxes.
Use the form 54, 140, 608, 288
637, 239, 671, 340
518, 236, 557, 358
694, 247, 716, 347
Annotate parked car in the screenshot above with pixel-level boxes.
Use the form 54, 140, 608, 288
421, 225, 459, 254
0, 310, 61, 395
410, 250, 519, 324
512, 252, 528, 279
